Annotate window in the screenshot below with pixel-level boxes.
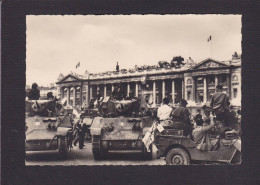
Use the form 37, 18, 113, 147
187, 91, 191, 100
233, 88, 238, 98
221, 75, 227, 84
232, 75, 238, 81
187, 78, 192, 85
208, 76, 215, 85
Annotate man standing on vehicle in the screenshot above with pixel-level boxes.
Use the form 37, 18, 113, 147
157, 98, 173, 127
28, 83, 40, 100
171, 99, 192, 137
210, 84, 230, 127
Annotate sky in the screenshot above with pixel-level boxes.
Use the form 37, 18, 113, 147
26, 15, 241, 86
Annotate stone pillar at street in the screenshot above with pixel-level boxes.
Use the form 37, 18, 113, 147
127, 83, 130, 97
73, 87, 76, 107
104, 85, 107, 98
162, 80, 165, 100
153, 81, 156, 106
203, 77, 207, 103
172, 80, 175, 104
135, 82, 139, 97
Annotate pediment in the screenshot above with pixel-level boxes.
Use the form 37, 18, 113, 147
58, 74, 80, 83
191, 58, 229, 70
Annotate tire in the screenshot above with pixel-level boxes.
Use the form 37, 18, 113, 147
143, 144, 153, 160
58, 136, 68, 154
165, 148, 190, 165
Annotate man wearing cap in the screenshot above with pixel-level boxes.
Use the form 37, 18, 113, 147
171, 99, 192, 136
210, 84, 230, 127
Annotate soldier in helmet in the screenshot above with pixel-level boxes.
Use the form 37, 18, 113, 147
28, 83, 40, 100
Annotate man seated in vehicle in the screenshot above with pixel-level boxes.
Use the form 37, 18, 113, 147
171, 99, 192, 137
157, 98, 173, 127
193, 109, 203, 127
192, 106, 219, 151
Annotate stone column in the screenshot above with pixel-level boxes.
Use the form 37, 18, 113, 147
153, 81, 156, 105
215, 75, 218, 92
192, 77, 196, 101
61, 87, 64, 100
112, 84, 114, 92
104, 85, 107, 98
89, 85, 93, 100
203, 78, 207, 103
67, 88, 70, 106
73, 87, 76, 107
162, 80, 165, 99
226, 74, 231, 97
85, 84, 89, 106
97, 85, 100, 92
127, 83, 130, 97
172, 80, 175, 104
182, 79, 185, 99
135, 82, 139, 97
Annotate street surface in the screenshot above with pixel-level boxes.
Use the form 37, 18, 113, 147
26, 142, 165, 165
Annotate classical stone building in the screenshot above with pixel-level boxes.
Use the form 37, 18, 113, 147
56, 54, 241, 114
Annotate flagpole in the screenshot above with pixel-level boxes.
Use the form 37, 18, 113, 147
211, 35, 212, 58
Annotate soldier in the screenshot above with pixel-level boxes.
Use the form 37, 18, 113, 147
28, 83, 40, 100
210, 84, 230, 127
171, 99, 192, 137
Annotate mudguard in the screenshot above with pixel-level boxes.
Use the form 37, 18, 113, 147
233, 139, 241, 152
83, 117, 93, 126
56, 127, 71, 136
91, 128, 102, 136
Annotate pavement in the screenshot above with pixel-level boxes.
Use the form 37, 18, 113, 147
26, 142, 166, 166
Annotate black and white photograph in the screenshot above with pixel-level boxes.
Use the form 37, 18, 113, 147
25, 14, 242, 166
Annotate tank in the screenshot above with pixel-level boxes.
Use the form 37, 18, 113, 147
25, 99, 73, 156
90, 98, 154, 160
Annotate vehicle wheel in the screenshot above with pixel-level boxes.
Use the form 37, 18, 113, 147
165, 148, 190, 165
143, 144, 153, 160
92, 135, 106, 160
58, 136, 68, 154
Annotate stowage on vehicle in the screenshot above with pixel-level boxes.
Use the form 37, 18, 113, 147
25, 99, 74, 156
154, 126, 241, 165
90, 98, 154, 160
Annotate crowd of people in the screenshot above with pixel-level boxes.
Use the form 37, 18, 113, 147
156, 84, 241, 151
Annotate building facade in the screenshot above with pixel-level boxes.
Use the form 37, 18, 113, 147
56, 56, 241, 114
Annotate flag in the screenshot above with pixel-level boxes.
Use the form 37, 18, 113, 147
207, 35, 212, 42
76, 62, 80, 68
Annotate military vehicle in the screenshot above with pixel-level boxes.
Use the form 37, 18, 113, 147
25, 99, 74, 156
154, 126, 241, 165
90, 97, 154, 160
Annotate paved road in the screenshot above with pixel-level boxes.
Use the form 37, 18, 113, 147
26, 143, 165, 166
